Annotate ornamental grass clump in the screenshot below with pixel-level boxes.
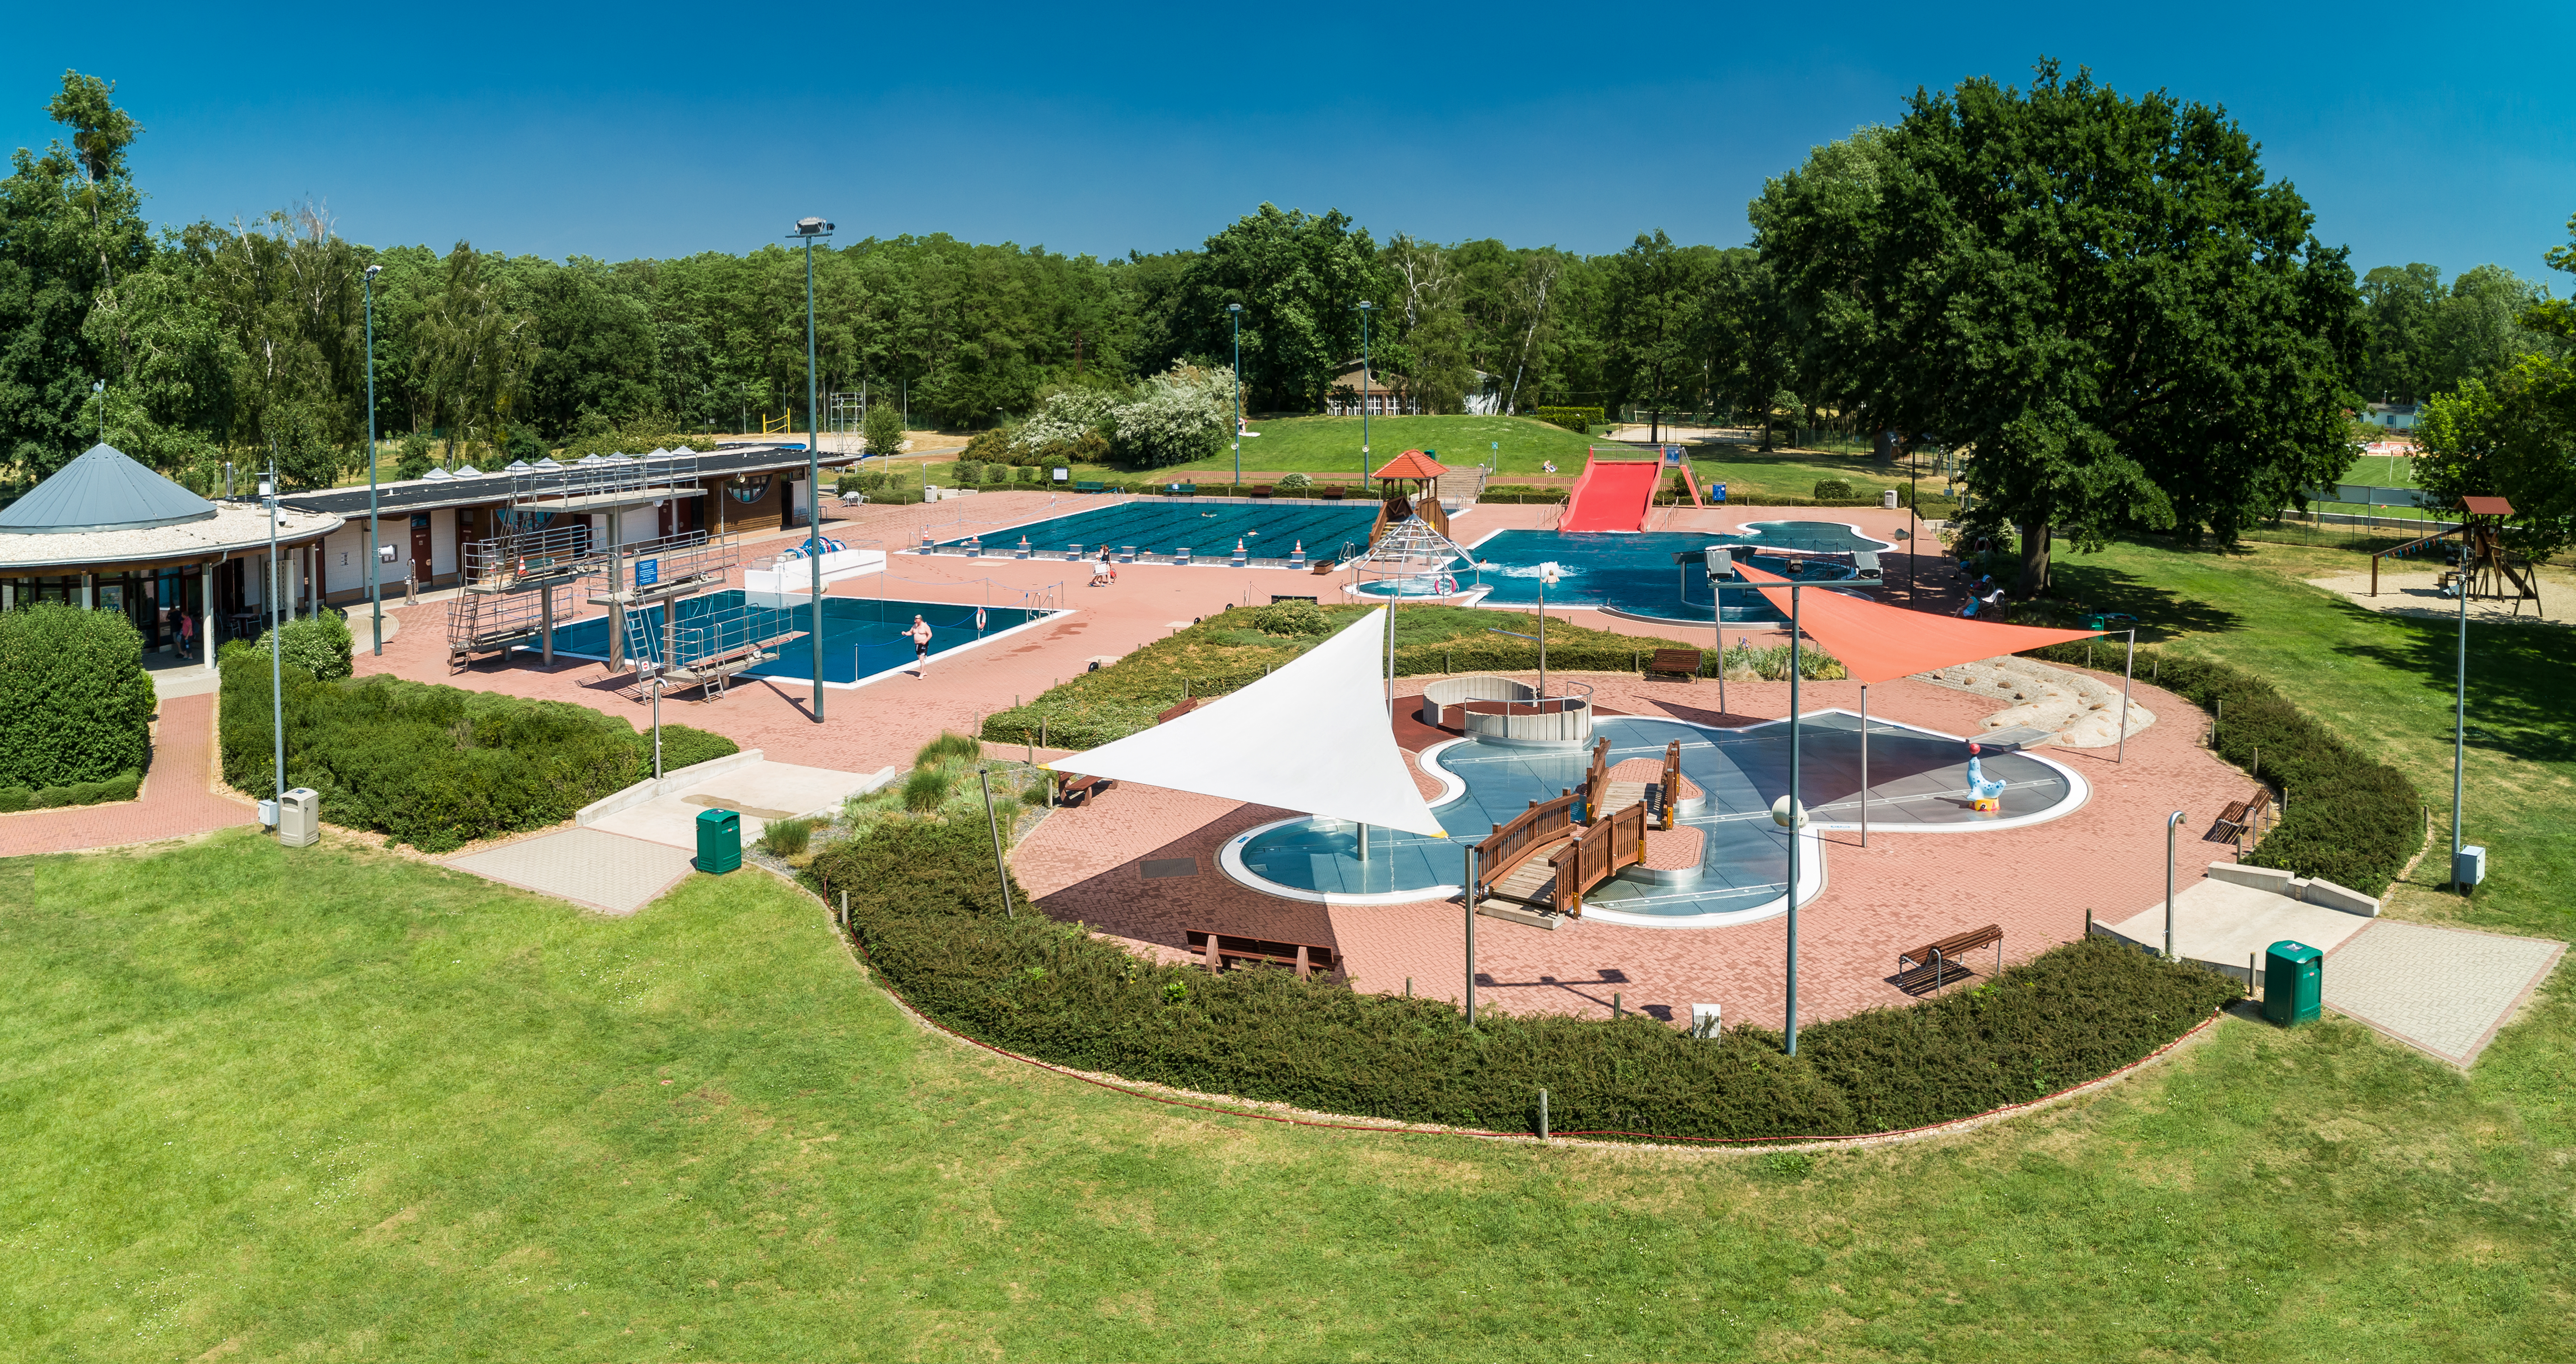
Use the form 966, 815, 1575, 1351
759, 817, 815, 857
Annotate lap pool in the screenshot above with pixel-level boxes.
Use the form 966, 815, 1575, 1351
934, 499, 1381, 561
538, 592, 1058, 687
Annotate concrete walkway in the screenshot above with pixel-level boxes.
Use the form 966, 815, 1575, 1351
587, 759, 892, 850
446, 827, 698, 915
0, 692, 251, 857
2323, 922, 2564, 1067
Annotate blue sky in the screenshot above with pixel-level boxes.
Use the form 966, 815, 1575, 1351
9, 2, 2572, 283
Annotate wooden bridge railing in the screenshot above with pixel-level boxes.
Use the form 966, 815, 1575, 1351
1548, 800, 1649, 917
1475, 790, 1577, 886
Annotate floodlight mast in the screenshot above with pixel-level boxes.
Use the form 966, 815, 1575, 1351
790, 217, 835, 720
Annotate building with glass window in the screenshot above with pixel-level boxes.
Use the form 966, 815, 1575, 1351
0, 444, 344, 672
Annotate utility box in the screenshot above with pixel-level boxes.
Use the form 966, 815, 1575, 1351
278, 787, 321, 847
2454, 844, 2487, 889
2263, 940, 2322, 1026
1881, 489, 1899, 509
694, 807, 741, 875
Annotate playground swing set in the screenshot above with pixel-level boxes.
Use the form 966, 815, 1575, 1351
2368, 495, 2541, 613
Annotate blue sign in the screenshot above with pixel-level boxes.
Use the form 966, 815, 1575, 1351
635, 559, 659, 587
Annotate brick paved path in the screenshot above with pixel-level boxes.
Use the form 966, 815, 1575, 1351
0, 693, 251, 857
1017, 670, 2245, 1029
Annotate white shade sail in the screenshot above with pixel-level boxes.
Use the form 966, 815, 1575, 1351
1050, 608, 1448, 837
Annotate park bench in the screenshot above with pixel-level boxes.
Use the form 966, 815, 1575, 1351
1318, 486, 1347, 500
1643, 648, 1703, 681
1248, 484, 1274, 498
1055, 771, 1111, 806
1157, 697, 1202, 724
1895, 923, 2003, 994
1187, 929, 1338, 978
1164, 483, 1197, 496
1074, 481, 1105, 494
2211, 787, 2273, 849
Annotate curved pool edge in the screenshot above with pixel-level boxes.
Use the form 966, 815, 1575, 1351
1218, 816, 1463, 907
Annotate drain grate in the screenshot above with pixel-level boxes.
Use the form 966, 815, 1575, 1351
1140, 857, 1200, 879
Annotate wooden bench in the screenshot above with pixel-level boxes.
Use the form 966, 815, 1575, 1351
1643, 648, 1703, 681
1318, 486, 1347, 500
1895, 923, 2003, 994
1157, 697, 1202, 724
1247, 484, 1274, 499
1055, 771, 1110, 806
2212, 788, 2273, 848
1188, 929, 1338, 978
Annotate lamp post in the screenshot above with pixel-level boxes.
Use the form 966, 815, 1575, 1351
1785, 581, 1804, 1056
263, 458, 284, 812
2165, 810, 2187, 959
92, 380, 104, 441
791, 216, 835, 721
1537, 561, 1559, 701
2454, 529, 2470, 888
1228, 303, 1244, 489
1356, 300, 1375, 491
363, 263, 384, 655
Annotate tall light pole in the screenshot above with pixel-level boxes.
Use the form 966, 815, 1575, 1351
1785, 581, 1803, 1056
263, 457, 284, 812
1228, 302, 1244, 489
363, 263, 384, 655
1356, 300, 1375, 491
791, 216, 835, 722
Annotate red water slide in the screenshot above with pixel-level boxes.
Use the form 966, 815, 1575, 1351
1558, 455, 1663, 532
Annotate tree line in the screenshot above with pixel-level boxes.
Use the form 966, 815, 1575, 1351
4, 66, 2567, 584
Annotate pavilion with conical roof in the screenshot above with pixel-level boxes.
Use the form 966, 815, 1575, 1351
0, 444, 343, 673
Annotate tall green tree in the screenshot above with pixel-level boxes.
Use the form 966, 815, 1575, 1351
1159, 205, 1379, 413
0, 72, 155, 479
1756, 62, 2363, 592
1600, 230, 1716, 440
2415, 211, 2576, 561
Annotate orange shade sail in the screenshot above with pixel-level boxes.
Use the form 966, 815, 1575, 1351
1730, 562, 2105, 683
1371, 449, 1449, 481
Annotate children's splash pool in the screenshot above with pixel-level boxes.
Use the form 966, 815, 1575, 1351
1350, 521, 1895, 624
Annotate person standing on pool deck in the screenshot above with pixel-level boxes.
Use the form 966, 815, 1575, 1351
907, 614, 933, 675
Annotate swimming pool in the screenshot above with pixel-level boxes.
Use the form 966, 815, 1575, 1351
934, 499, 1380, 562
1221, 712, 2086, 926
1415, 522, 1894, 624
540, 592, 1057, 686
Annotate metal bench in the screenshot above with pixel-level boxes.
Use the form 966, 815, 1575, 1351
1074, 481, 1105, 494
1896, 923, 2003, 994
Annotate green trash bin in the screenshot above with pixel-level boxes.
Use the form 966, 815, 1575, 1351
2263, 939, 2322, 1025
694, 807, 741, 875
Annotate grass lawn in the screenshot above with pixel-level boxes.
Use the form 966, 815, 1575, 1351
5, 815, 2570, 1359
1164, 415, 1600, 478
2039, 535, 2574, 943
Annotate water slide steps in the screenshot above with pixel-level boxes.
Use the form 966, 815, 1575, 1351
1560, 457, 1665, 532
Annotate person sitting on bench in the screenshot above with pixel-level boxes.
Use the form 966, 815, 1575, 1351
1965, 741, 2007, 803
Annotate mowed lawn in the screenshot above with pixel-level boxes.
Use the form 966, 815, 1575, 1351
3, 816, 2569, 1360
1165, 414, 1599, 478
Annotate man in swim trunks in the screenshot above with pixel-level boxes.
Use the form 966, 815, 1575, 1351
907, 614, 932, 675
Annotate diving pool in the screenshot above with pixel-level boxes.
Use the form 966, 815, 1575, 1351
539, 592, 1058, 687
935, 499, 1381, 561
1425, 522, 1894, 624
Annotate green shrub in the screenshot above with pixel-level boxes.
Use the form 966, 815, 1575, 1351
1535, 406, 1604, 433
952, 460, 984, 486
960, 428, 1015, 464
0, 602, 155, 789
253, 609, 354, 681
1813, 478, 1855, 501
808, 821, 2235, 1140
216, 649, 737, 852
394, 433, 434, 480
862, 402, 907, 457
759, 816, 815, 857
1251, 601, 1330, 636
1277, 472, 1313, 491
916, 731, 983, 765
0, 770, 143, 812
2024, 643, 2419, 894
1015, 464, 1039, 484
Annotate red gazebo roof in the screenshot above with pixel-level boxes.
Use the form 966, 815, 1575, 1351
1371, 449, 1449, 481
2460, 495, 2516, 516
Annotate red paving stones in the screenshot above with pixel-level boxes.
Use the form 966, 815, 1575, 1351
320, 490, 2242, 1029
0, 693, 252, 856
1639, 824, 1704, 871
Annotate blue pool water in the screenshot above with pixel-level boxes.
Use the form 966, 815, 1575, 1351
936, 499, 1380, 560
541, 592, 1054, 685
1427, 522, 1894, 624
1231, 713, 2079, 923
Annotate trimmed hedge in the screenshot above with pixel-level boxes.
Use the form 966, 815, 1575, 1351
0, 770, 144, 813
218, 646, 738, 851
1534, 405, 1604, 433
979, 605, 1844, 747
2025, 642, 2421, 895
0, 602, 156, 789
810, 819, 2237, 1140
